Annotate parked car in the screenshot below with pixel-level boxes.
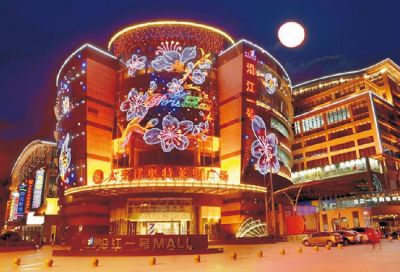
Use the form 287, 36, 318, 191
302, 231, 343, 247
0, 231, 21, 243
336, 230, 362, 245
351, 227, 380, 242
385, 230, 400, 239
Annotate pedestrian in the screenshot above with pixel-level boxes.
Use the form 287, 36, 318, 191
370, 230, 381, 250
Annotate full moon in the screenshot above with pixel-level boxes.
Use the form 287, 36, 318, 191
278, 22, 305, 48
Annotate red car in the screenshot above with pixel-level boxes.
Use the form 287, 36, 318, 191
351, 227, 380, 242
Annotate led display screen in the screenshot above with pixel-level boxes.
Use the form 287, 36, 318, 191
17, 183, 27, 217
32, 168, 45, 209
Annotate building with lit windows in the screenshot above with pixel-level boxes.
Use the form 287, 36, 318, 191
279, 59, 400, 235
54, 21, 293, 242
5, 140, 59, 244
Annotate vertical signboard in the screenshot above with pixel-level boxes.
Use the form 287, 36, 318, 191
242, 45, 258, 182
25, 179, 34, 214
32, 169, 45, 209
17, 183, 27, 217
240, 43, 285, 185
10, 193, 19, 221
4, 200, 11, 223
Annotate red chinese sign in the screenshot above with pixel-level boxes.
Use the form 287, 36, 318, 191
24, 179, 34, 214
102, 166, 228, 184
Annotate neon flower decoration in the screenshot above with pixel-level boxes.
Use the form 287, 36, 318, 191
265, 73, 279, 94
59, 133, 71, 182
151, 41, 197, 72
143, 115, 194, 152
192, 120, 209, 141
126, 54, 146, 77
167, 78, 184, 94
120, 89, 149, 121
251, 115, 280, 175
191, 69, 207, 85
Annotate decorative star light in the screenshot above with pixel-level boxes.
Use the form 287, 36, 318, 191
251, 115, 280, 175
59, 133, 71, 182
120, 89, 149, 121
126, 54, 147, 77
143, 115, 194, 152
192, 120, 209, 141
265, 73, 279, 94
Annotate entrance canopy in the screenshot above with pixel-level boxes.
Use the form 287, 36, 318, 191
64, 180, 266, 197
274, 171, 376, 200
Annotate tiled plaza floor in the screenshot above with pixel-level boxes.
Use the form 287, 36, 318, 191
0, 240, 399, 271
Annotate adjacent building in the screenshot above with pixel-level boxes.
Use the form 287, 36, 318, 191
5, 140, 59, 243
280, 59, 400, 235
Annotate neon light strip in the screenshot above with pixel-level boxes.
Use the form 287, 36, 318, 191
293, 58, 400, 90
108, 21, 235, 50
368, 92, 383, 153
11, 140, 56, 179
294, 90, 388, 119
218, 39, 292, 88
56, 44, 118, 87
64, 181, 267, 196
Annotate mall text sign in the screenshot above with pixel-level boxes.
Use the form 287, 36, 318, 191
73, 234, 208, 252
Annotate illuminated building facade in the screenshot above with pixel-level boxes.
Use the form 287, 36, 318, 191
5, 140, 59, 243
285, 59, 400, 234
54, 21, 293, 241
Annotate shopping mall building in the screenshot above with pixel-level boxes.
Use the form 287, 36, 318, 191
53, 21, 293, 241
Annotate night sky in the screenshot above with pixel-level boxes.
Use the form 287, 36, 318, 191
1, 0, 399, 180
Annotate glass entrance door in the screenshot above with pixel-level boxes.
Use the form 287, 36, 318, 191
137, 221, 188, 235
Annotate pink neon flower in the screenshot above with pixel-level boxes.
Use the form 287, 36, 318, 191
251, 115, 280, 175
143, 115, 194, 152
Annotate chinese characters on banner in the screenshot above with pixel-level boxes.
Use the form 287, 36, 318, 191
102, 166, 228, 184
24, 179, 34, 215
354, 195, 400, 205
242, 45, 258, 176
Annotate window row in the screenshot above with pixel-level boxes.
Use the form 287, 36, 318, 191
295, 100, 372, 135
330, 141, 355, 152
278, 147, 290, 168
327, 107, 350, 125
301, 114, 324, 133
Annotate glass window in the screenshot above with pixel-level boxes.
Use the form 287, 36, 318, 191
301, 114, 324, 132
278, 147, 290, 167
294, 121, 301, 135
271, 118, 289, 138
327, 106, 350, 125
